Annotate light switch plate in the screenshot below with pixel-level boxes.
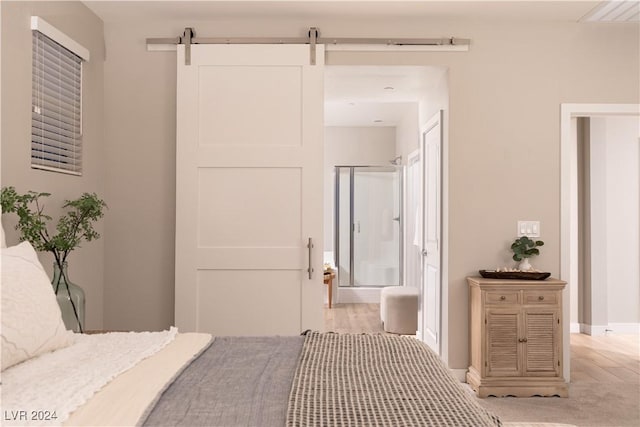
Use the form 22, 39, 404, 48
517, 220, 540, 237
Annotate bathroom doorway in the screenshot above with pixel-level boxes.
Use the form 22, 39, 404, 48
322, 65, 447, 329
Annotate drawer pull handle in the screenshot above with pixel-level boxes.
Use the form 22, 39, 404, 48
500, 296, 506, 301
518, 338, 528, 343
538, 296, 545, 301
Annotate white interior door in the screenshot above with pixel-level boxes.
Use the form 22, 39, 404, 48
421, 111, 443, 353
175, 44, 324, 335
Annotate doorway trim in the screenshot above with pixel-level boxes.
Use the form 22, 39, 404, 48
560, 102, 640, 381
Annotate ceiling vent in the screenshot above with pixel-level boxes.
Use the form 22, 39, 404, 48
580, 1, 639, 22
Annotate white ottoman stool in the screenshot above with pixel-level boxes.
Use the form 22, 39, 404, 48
380, 286, 419, 335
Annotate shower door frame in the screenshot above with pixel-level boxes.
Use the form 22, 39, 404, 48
334, 165, 404, 288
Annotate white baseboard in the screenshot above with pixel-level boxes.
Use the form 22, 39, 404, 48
608, 323, 640, 334
570, 322, 581, 333
450, 368, 467, 382
337, 287, 382, 304
580, 323, 640, 335
580, 324, 608, 335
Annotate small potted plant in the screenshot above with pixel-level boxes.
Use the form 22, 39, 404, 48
1, 187, 107, 332
510, 236, 544, 271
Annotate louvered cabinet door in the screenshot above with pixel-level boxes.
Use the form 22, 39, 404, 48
485, 309, 521, 377
522, 309, 561, 376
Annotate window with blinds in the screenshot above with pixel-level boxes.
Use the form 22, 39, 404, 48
31, 27, 83, 175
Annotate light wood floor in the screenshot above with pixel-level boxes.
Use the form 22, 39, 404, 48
323, 303, 640, 385
322, 303, 386, 334
570, 332, 639, 384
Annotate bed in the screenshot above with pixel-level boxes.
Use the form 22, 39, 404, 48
1, 240, 501, 427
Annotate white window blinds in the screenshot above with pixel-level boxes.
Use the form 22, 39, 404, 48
31, 22, 85, 175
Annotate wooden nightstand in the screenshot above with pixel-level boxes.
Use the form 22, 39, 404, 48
466, 276, 568, 397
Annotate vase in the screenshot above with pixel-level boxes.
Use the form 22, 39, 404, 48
518, 258, 532, 272
52, 262, 85, 333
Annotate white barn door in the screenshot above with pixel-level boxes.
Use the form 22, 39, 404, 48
421, 111, 443, 353
175, 44, 324, 335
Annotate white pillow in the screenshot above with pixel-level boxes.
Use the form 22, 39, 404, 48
1, 241, 73, 371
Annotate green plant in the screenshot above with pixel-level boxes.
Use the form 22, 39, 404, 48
511, 236, 544, 261
1, 186, 107, 332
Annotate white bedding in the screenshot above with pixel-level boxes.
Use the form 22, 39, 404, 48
66, 332, 212, 426
0, 328, 211, 427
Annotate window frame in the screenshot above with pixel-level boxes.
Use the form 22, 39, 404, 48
30, 16, 90, 176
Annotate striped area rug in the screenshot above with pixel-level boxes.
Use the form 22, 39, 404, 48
286, 332, 501, 427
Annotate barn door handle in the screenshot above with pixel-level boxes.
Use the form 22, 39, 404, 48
307, 237, 314, 279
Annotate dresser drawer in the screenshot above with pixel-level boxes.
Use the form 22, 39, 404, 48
485, 291, 519, 305
523, 290, 559, 305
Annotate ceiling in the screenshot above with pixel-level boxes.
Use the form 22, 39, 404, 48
324, 66, 446, 127
85, 1, 604, 24
83, 1, 636, 127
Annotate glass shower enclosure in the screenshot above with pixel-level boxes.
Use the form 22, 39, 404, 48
335, 166, 403, 288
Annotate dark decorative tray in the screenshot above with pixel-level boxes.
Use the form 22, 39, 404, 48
479, 270, 551, 280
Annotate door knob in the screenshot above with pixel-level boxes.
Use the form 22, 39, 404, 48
422, 250, 428, 256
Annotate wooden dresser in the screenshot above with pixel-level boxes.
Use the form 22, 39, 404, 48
467, 276, 568, 397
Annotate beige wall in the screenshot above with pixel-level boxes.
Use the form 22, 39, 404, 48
101, 16, 638, 367
603, 117, 639, 325
586, 117, 609, 328
577, 116, 640, 331
1, 1, 105, 330
394, 104, 419, 164
577, 117, 589, 326
101, 22, 177, 332
595, 117, 639, 326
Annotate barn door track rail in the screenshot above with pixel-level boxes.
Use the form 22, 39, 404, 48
147, 27, 470, 65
